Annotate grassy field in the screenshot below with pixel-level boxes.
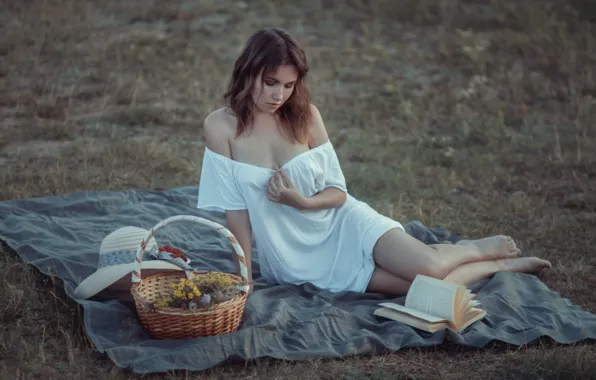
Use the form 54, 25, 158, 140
1, 0, 596, 378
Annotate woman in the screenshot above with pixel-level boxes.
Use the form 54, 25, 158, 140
197, 27, 551, 295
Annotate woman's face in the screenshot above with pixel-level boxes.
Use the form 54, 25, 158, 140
251, 64, 298, 114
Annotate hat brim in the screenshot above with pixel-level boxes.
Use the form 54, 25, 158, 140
74, 260, 185, 300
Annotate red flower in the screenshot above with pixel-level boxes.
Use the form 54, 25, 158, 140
159, 245, 189, 262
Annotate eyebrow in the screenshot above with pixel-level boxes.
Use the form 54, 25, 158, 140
264, 76, 297, 84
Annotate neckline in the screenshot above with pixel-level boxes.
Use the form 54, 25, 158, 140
205, 140, 332, 171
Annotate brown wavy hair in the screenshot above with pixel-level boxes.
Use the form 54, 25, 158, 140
223, 28, 312, 144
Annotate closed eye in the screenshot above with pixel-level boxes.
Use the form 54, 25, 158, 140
264, 78, 296, 88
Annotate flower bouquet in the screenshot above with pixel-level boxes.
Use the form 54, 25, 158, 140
151, 271, 244, 312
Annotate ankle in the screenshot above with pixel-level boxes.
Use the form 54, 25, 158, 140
494, 258, 508, 271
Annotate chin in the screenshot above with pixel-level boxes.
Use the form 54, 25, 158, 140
259, 105, 280, 114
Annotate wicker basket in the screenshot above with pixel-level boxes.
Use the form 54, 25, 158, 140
130, 215, 250, 340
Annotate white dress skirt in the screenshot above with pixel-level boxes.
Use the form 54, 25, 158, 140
196, 139, 404, 293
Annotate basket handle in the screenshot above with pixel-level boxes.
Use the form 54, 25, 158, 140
130, 215, 250, 292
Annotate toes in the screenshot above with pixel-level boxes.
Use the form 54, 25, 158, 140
530, 258, 552, 271
501, 236, 517, 251
507, 248, 520, 258
504, 236, 518, 251
503, 236, 515, 246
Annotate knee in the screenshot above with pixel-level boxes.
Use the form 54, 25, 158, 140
421, 257, 449, 280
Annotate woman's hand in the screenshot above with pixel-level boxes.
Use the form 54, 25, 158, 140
266, 168, 306, 209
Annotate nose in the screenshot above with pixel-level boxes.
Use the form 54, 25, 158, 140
272, 87, 283, 102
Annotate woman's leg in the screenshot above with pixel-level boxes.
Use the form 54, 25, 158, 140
443, 256, 551, 286
372, 227, 520, 282
366, 265, 412, 295
367, 257, 552, 296
455, 237, 519, 252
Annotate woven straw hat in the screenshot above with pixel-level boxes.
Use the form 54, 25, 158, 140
74, 226, 188, 299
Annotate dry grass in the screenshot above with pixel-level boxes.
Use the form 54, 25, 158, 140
1, 0, 596, 378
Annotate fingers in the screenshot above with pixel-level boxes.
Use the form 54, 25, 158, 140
272, 168, 291, 187
266, 190, 279, 202
278, 170, 292, 186
270, 176, 280, 193
276, 173, 286, 187
271, 170, 287, 189
267, 182, 280, 201
267, 168, 291, 203
274, 165, 283, 185
267, 173, 280, 202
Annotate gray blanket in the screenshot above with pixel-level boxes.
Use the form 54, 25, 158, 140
1, 186, 595, 374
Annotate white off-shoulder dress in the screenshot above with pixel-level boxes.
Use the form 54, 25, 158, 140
196, 140, 404, 293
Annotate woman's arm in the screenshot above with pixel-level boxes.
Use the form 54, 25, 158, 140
225, 209, 254, 291
301, 187, 346, 210
203, 110, 254, 291
303, 104, 347, 210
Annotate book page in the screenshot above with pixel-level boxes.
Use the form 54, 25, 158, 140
374, 307, 448, 333
405, 275, 460, 323
459, 308, 487, 332
454, 288, 472, 326
378, 302, 447, 323
462, 298, 480, 313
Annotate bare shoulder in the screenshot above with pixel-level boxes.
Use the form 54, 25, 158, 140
203, 107, 237, 157
308, 104, 330, 148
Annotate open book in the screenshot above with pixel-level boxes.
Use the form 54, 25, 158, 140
374, 274, 486, 333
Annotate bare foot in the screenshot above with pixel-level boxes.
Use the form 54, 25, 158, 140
456, 235, 521, 259
496, 257, 552, 274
